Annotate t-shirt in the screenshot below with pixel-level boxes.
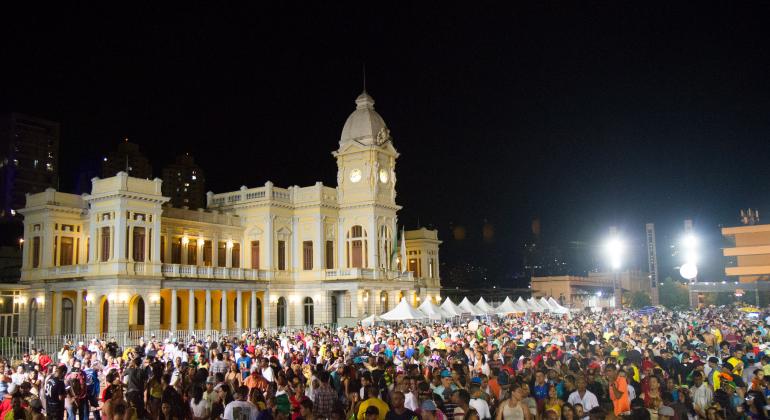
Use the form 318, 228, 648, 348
44, 377, 66, 412
237, 356, 252, 380
384, 408, 418, 420
610, 377, 630, 415
191, 398, 212, 419
224, 400, 258, 420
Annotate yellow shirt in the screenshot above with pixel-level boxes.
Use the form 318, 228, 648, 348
357, 398, 390, 420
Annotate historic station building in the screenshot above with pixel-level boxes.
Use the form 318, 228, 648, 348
13, 91, 442, 336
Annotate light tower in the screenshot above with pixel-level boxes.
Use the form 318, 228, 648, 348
646, 223, 660, 305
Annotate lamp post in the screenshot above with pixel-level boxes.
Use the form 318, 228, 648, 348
604, 228, 624, 309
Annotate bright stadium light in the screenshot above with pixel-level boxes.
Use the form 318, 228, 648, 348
680, 231, 699, 280
604, 238, 624, 271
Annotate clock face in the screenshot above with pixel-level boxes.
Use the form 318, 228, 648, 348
379, 168, 389, 183
349, 168, 362, 183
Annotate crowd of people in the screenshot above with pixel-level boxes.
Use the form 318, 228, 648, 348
0, 304, 769, 420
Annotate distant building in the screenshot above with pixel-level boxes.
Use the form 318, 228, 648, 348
531, 270, 651, 309
162, 153, 206, 209
101, 139, 152, 179
0, 113, 59, 219
722, 222, 770, 283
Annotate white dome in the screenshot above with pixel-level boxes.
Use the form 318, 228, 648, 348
340, 92, 388, 145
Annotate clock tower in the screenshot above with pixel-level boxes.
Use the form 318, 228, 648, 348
333, 91, 399, 207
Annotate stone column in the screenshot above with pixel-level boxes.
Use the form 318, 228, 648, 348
85, 291, 99, 334
250, 291, 257, 329
170, 289, 178, 333
236, 291, 243, 330
263, 289, 271, 328
144, 293, 159, 332
88, 222, 97, 263
75, 290, 83, 334
152, 216, 162, 263
337, 219, 345, 269
291, 217, 299, 271
197, 240, 204, 266
315, 216, 324, 270
163, 229, 171, 264
127, 225, 134, 262
52, 291, 62, 335
265, 216, 274, 270
225, 244, 232, 268
42, 223, 54, 267
181, 239, 188, 265
115, 206, 127, 262
388, 290, 399, 312
349, 289, 359, 318
205, 290, 212, 331
220, 289, 227, 330
188, 290, 195, 331
212, 235, 220, 267
144, 225, 150, 263
368, 216, 378, 269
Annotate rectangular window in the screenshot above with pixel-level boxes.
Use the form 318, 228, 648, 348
59, 237, 74, 266
132, 227, 145, 262
251, 241, 260, 269
100, 227, 111, 262
409, 258, 418, 275
231, 243, 240, 268
218, 242, 227, 267
160, 236, 166, 263
32, 237, 40, 268
187, 241, 197, 265
303, 241, 313, 270
325, 241, 334, 269
278, 240, 286, 271
172, 238, 182, 264
203, 241, 212, 266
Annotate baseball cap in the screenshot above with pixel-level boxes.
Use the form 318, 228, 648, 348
440, 370, 451, 378
206, 376, 216, 384
421, 400, 437, 412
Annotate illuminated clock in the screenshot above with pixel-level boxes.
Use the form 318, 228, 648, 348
379, 168, 389, 183
349, 168, 362, 183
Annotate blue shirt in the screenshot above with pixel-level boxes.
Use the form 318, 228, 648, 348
237, 356, 252, 379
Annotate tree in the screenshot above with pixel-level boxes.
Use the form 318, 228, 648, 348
629, 291, 652, 309
659, 277, 690, 309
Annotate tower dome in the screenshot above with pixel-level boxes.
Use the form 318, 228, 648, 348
340, 91, 388, 145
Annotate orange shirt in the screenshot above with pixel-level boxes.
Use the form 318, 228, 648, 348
611, 376, 630, 415
488, 379, 502, 401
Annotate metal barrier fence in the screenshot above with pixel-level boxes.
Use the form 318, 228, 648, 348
0, 324, 337, 362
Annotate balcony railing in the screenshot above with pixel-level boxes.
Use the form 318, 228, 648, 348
324, 268, 414, 281
160, 264, 265, 281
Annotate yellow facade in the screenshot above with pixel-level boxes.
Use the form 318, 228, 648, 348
722, 224, 770, 282
14, 91, 441, 336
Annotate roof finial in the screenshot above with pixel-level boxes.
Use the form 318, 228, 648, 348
362, 62, 367, 94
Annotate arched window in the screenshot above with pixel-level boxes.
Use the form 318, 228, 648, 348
28, 299, 37, 336
101, 298, 109, 333
160, 297, 165, 324
276, 297, 286, 327
303, 297, 314, 326
380, 291, 389, 312
61, 298, 74, 334
136, 297, 145, 326
256, 298, 263, 327
346, 226, 367, 268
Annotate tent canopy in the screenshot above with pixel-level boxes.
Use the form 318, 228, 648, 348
495, 296, 525, 314
441, 298, 465, 316
380, 298, 428, 321
360, 314, 383, 326
459, 297, 487, 316
547, 297, 569, 313
418, 300, 450, 320
475, 297, 497, 314
520, 297, 543, 312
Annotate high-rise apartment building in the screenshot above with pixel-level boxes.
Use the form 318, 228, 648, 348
0, 113, 60, 219
101, 139, 152, 179
162, 153, 206, 209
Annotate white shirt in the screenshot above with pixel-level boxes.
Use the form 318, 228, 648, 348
691, 383, 713, 414
261, 366, 275, 383
223, 400, 258, 420
190, 398, 212, 419
567, 389, 599, 413
404, 391, 420, 412
469, 398, 492, 420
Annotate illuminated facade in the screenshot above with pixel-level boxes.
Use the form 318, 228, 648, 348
13, 91, 441, 336
722, 223, 770, 283
531, 270, 652, 309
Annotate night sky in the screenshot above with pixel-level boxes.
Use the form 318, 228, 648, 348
2, 3, 770, 285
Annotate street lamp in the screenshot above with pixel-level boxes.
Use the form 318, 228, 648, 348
604, 232, 624, 308
679, 233, 698, 281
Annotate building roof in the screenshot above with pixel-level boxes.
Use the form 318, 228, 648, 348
340, 91, 388, 145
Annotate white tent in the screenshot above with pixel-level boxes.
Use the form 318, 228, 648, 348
380, 298, 428, 321
539, 297, 557, 311
529, 297, 551, 311
418, 300, 451, 320
475, 297, 497, 314
495, 297, 525, 314
520, 297, 543, 312
459, 297, 487, 316
548, 297, 570, 314
441, 297, 465, 316
360, 314, 383, 326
